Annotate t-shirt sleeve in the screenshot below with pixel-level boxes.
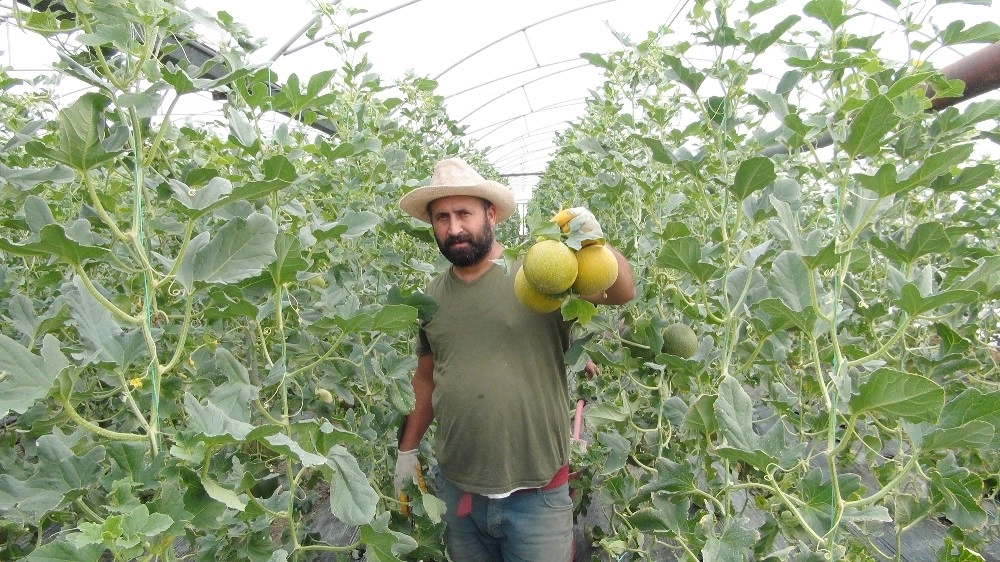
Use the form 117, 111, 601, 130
416, 325, 432, 356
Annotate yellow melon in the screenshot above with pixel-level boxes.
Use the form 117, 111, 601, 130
572, 244, 618, 296
514, 267, 565, 313
522, 239, 578, 294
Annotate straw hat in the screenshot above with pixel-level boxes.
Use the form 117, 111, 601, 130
399, 157, 516, 224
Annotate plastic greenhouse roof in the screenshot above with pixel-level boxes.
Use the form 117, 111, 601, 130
3, 0, 1000, 202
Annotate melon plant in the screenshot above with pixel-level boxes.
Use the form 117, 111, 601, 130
533, 1, 1000, 560
0, 1, 466, 559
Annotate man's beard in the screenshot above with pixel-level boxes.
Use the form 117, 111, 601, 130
437, 222, 494, 266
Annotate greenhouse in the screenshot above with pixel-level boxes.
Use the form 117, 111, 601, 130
1, 0, 999, 560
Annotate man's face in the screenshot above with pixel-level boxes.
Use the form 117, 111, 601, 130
428, 195, 496, 266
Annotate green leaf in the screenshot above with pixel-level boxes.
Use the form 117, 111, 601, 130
333, 210, 381, 239
657, 237, 719, 282
661, 54, 705, 93
561, 297, 597, 324
767, 251, 819, 312
32, 434, 107, 499
24, 92, 124, 171
206, 348, 259, 422
64, 277, 143, 367
895, 283, 978, 316
117, 86, 165, 119
192, 213, 278, 284
929, 454, 988, 529
932, 162, 995, 194
269, 232, 308, 286
226, 106, 257, 148
120, 504, 173, 538
0, 223, 110, 265
682, 394, 718, 436
0, 163, 76, 191
372, 304, 418, 334
702, 516, 759, 562
804, 0, 850, 30
922, 420, 994, 450
849, 368, 944, 422
747, 15, 800, 54
842, 94, 898, 158
574, 137, 607, 156
262, 433, 326, 467
23, 539, 104, 562
358, 513, 418, 562
585, 403, 628, 427
208, 155, 298, 212
638, 136, 675, 164
0, 334, 68, 415
200, 476, 247, 512
23, 195, 56, 233
729, 156, 775, 201
184, 393, 256, 443
580, 52, 613, 71
324, 445, 378, 526
713, 378, 780, 472
938, 388, 1000, 447
940, 20, 1000, 46
169, 177, 233, 212
898, 144, 975, 194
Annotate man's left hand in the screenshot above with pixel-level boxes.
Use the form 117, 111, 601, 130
551, 207, 605, 245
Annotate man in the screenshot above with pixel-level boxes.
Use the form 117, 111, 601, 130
395, 156, 635, 561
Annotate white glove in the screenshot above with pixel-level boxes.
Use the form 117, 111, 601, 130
552, 207, 604, 244
394, 449, 421, 497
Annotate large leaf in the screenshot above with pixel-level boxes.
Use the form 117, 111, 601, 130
849, 368, 944, 422
0, 164, 76, 190
206, 348, 260, 422
183, 394, 256, 444
64, 277, 145, 367
358, 513, 418, 562
268, 232, 308, 286
895, 283, 979, 316
207, 155, 298, 213
0, 334, 68, 415
843, 94, 898, 158
702, 516, 759, 562
804, 0, 851, 30
188, 213, 278, 285
24, 92, 125, 171
767, 250, 820, 312
657, 236, 719, 282
729, 156, 775, 201
937, 388, 1000, 447
929, 454, 988, 530
23, 540, 104, 562
169, 177, 234, 212
324, 445, 378, 526
31, 434, 107, 503
0, 223, 110, 265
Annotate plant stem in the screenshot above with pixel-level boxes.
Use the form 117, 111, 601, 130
73, 264, 140, 324
60, 399, 148, 442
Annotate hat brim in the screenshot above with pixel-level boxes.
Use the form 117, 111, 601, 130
399, 181, 517, 224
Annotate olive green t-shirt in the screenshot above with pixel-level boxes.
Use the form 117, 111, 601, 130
417, 261, 573, 495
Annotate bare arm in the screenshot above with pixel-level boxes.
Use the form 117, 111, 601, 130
398, 353, 435, 451
581, 244, 636, 305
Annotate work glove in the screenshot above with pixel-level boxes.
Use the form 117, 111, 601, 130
394, 449, 426, 516
551, 207, 605, 246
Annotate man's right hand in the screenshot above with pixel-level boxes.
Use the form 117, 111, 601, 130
394, 449, 426, 516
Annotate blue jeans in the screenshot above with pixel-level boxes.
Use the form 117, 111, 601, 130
436, 473, 574, 562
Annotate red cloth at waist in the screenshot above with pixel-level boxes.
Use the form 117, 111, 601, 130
512, 464, 569, 495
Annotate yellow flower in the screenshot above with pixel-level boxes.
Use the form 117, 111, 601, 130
128, 377, 144, 389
